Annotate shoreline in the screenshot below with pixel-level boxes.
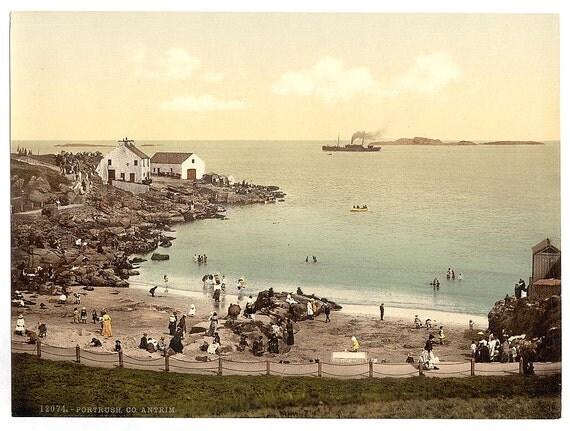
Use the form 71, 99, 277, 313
11, 282, 487, 365
128, 281, 489, 328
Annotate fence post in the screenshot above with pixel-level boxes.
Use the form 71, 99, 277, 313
519, 357, 523, 375
470, 358, 475, 376
218, 356, 223, 376
266, 360, 271, 376
118, 351, 124, 367
368, 360, 374, 378
317, 360, 322, 378
75, 344, 81, 363
164, 349, 169, 372
36, 340, 41, 358
419, 360, 424, 376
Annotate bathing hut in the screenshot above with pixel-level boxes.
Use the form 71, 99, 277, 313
529, 238, 561, 300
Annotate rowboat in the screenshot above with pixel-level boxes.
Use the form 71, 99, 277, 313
350, 206, 368, 212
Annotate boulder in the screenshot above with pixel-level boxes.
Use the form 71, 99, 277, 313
105, 227, 126, 236
28, 190, 52, 204
151, 253, 169, 261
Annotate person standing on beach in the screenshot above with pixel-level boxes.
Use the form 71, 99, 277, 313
177, 314, 187, 336
15, 314, 26, 336
163, 275, 169, 293
206, 312, 218, 336
306, 301, 314, 320
244, 296, 254, 319
168, 313, 177, 336
438, 326, 446, 345
425, 334, 435, 354
149, 286, 157, 297
92, 309, 98, 324
324, 303, 331, 322
101, 311, 112, 337
139, 333, 148, 350
379, 303, 385, 321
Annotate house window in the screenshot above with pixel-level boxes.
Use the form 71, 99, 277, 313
170, 167, 173, 172
120, 173, 125, 180
134, 160, 138, 166
192, 159, 195, 163
108, 159, 112, 166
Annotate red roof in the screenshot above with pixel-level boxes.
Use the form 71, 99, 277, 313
151, 152, 195, 164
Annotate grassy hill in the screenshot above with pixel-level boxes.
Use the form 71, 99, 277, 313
11, 353, 561, 418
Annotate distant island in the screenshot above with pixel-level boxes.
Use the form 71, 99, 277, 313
369, 137, 544, 146
54, 143, 115, 148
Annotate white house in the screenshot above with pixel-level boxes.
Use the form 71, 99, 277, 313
150, 152, 206, 180
96, 138, 151, 184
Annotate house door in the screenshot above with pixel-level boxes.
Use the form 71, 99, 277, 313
129, 173, 135, 182
108, 169, 115, 183
187, 169, 196, 180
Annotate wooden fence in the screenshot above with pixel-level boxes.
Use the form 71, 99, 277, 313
11, 340, 562, 379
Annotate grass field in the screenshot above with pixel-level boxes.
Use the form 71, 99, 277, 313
11, 353, 561, 418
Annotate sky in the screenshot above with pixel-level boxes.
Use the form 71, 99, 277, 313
8, 8, 561, 142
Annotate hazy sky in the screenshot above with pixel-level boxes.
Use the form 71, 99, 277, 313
10, 12, 560, 141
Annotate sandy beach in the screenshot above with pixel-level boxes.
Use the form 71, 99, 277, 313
11, 283, 489, 365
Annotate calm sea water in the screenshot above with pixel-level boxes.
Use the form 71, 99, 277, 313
14, 140, 561, 316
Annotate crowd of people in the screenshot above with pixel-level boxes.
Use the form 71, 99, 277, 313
193, 254, 209, 264
470, 332, 534, 371
13, 277, 540, 376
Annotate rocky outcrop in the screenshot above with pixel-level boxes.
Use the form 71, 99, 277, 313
487, 295, 561, 361
11, 154, 286, 296
222, 290, 341, 340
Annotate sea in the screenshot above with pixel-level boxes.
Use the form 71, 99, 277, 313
12, 140, 561, 318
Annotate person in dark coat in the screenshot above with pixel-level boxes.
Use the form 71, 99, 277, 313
324, 303, 331, 323
425, 334, 435, 353
268, 333, 279, 354
139, 333, 148, 350
177, 314, 187, 336
252, 336, 264, 356
169, 329, 184, 354
168, 313, 177, 336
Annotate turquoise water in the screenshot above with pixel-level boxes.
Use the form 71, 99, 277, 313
14, 140, 560, 316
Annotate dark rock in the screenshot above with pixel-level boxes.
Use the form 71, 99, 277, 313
487, 295, 561, 361
151, 253, 169, 261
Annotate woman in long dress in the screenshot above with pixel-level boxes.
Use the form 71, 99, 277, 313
306, 301, 314, 320
101, 311, 112, 337
206, 312, 218, 336
168, 313, 177, 335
